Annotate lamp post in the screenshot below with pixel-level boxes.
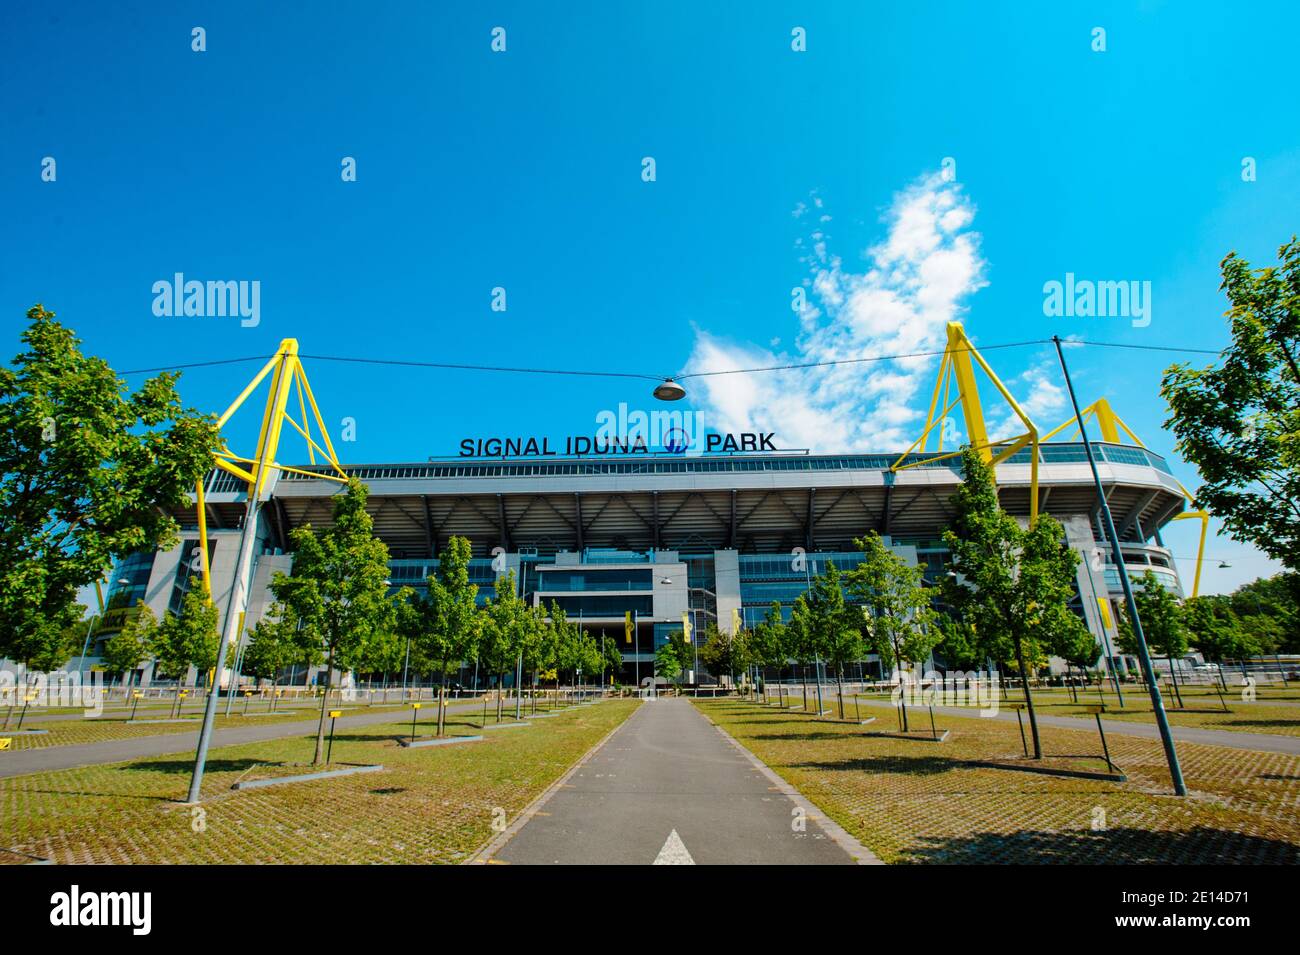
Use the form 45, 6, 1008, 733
1052, 336, 1185, 795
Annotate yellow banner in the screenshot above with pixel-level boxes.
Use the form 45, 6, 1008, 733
624, 611, 634, 644
682, 612, 691, 644
1097, 598, 1114, 630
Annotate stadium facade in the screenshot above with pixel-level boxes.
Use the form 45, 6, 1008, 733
78, 439, 1189, 687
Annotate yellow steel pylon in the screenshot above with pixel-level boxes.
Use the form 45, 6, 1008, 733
892, 322, 1041, 523
186, 339, 349, 803
193, 339, 349, 595
1040, 397, 1209, 597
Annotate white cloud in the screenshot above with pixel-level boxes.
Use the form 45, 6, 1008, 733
685, 172, 990, 451
986, 353, 1069, 442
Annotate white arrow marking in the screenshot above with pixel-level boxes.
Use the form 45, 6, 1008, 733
653, 828, 695, 865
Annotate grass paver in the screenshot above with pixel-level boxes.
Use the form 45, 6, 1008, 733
0, 700, 638, 864
695, 697, 1300, 864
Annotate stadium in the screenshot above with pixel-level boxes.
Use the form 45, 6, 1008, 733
80, 325, 1203, 689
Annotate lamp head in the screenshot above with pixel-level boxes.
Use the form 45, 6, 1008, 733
653, 379, 686, 401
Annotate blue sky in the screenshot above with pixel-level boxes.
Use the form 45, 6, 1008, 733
3, 1, 1297, 593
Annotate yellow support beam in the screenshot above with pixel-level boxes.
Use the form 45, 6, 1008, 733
893, 322, 1040, 523
947, 324, 991, 459
1041, 398, 1210, 598
195, 340, 348, 596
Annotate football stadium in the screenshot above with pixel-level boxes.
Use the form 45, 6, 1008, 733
79, 324, 1203, 688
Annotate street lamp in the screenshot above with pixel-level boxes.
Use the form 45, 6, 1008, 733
1052, 335, 1186, 796
653, 379, 686, 401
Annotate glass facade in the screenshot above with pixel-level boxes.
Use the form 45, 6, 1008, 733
536, 568, 653, 591
168, 539, 216, 614
97, 550, 157, 635
546, 594, 653, 617
738, 551, 871, 625
387, 557, 502, 605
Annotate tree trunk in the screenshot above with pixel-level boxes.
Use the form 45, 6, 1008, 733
496, 672, 505, 721
1166, 654, 1184, 707
438, 673, 447, 736
313, 645, 335, 765
893, 640, 909, 732
1014, 636, 1042, 759
836, 668, 845, 720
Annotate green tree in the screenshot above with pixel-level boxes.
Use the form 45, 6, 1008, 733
787, 594, 817, 711
0, 306, 218, 664
242, 615, 293, 691
152, 585, 219, 716
397, 536, 479, 734
101, 601, 156, 693
284, 604, 325, 691
270, 479, 394, 763
1118, 571, 1190, 706
599, 632, 623, 686
479, 573, 528, 719
699, 622, 742, 686
749, 601, 789, 700
545, 601, 583, 694
1228, 573, 1299, 654
942, 447, 1081, 758
1183, 595, 1249, 689
934, 611, 983, 672
152, 587, 219, 685
10, 604, 86, 676
576, 628, 604, 688
353, 623, 403, 697
1161, 239, 1300, 572
1050, 611, 1099, 700
654, 638, 683, 687
846, 533, 939, 731
803, 561, 864, 718
519, 604, 550, 709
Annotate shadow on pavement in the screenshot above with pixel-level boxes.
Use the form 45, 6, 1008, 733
903, 826, 1299, 865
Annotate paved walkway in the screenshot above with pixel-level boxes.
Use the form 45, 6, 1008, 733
0, 702, 484, 780
484, 697, 869, 865
853, 697, 1300, 755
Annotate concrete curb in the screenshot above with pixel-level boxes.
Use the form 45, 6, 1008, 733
482, 721, 532, 730
398, 735, 484, 748
708, 720, 885, 865
231, 764, 383, 790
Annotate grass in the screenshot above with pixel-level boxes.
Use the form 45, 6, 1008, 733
1013, 686, 1300, 737
0, 702, 419, 750
695, 696, 1300, 864
0, 699, 637, 864
791, 682, 1300, 738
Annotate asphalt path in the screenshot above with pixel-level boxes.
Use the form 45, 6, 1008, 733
851, 697, 1300, 755
0, 701, 487, 779
489, 697, 862, 865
